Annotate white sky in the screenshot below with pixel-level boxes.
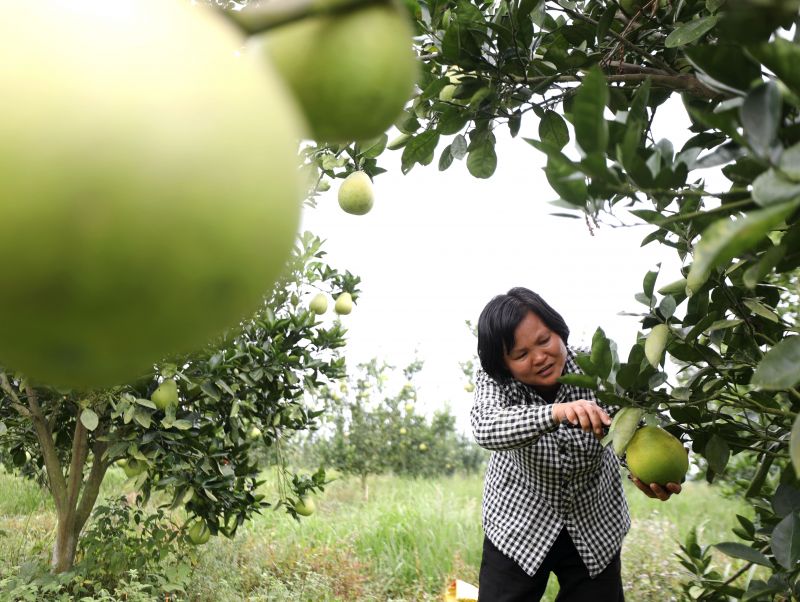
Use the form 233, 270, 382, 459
301, 105, 690, 433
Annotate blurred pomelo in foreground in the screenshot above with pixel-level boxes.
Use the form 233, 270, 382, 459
626, 426, 689, 487
256, 1, 418, 142
0, 0, 305, 389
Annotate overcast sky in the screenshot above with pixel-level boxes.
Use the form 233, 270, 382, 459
301, 108, 688, 433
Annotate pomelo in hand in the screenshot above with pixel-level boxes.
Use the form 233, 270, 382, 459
151, 379, 179, 412
334, 293, 353, 315
626, 426, 689, 487
257, 1, 418, 142
338, 172, 374, 215
294, 496, 316, 516
0, 0, 305, 389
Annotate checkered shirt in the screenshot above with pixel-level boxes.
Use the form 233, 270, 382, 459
470, 347, 630, 578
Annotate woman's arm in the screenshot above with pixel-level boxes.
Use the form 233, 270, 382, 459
470, 370, 560, 451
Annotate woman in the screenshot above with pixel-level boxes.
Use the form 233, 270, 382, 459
471, 287, 681, 601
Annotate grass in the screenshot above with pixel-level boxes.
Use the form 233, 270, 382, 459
0, 467, 755, 601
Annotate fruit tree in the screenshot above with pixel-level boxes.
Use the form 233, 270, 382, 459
0, 233, 360, 573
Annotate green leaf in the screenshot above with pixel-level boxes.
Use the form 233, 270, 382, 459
133, 409, 152, 429
753, 168, 800, 207
451, 134, 468, 160
740, 82, 781, 158
713, 542, 772, 567
172, 419, 193, 431
771, 512, 800, 569
590, 328, 613, 380
705, 434, 730, 473
643, 268, 659, 299
611, 407, 644, 456
135, 397, 157, 410
742, 298, 780, 323
80, 408, 99, 432
543, 152, 588, 205
572, 67, 608, 155
743, 244, 787, 288
751, 336, 800, 390
748, 38, 800, 97
665, 15, 721, 48
791, 413, 800, 479
557, 373, 597, 388
685, 45, 761, 92
779, 141, 800, 182
358, 134, 388, 159
686, 200, 799, 293
401, 131, 440, 174
773, 484, 800, 518
644, 324, 669, 368
467, 137, 497, 178
438, 145, 454, 171
539, 110, 569, 150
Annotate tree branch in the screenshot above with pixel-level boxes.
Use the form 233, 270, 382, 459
25, 383, 68, 513
556, 5, 679, 75
75, 437, 110, 534
0, 372, 31, 418
65, 410, 89, 527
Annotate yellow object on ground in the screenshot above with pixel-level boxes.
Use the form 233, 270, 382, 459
444, 579, 479, 601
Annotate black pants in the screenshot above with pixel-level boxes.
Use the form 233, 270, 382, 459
478, 529, 624, 602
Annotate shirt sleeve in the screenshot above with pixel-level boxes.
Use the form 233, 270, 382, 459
470, 369, 560, 451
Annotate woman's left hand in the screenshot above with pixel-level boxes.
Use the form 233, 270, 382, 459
629, 476, 682, 501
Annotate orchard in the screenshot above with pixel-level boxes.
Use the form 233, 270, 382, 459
1, 0, 800, 599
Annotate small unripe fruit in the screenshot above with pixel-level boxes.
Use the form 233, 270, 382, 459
338, 172, 374, 216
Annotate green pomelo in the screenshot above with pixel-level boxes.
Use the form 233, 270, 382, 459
309, 293, 328, 315
122, 458, 146, 479
0, 1, 305, 389
258, 1, 418, 143
294, 496, 316, 516
334, 293, 353, 315
626, 426, 689, 486
188, 519, 211, 545
338, 172, 374, 215
151, 379, 179, 411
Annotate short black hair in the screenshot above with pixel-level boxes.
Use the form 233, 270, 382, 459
477, 287, 570, 381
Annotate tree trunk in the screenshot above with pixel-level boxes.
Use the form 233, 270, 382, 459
51, 514, 79, 573
361, 473, 369, 502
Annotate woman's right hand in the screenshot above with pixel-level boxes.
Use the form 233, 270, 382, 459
552, 399, 611, 439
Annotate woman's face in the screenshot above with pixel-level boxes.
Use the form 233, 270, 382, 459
503, 311, 567, 390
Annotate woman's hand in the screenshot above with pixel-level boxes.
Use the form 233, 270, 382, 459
629, 476, 682, 501
552, 399, 611, 439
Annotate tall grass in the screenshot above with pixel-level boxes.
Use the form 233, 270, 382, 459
0, 468, 754, 601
